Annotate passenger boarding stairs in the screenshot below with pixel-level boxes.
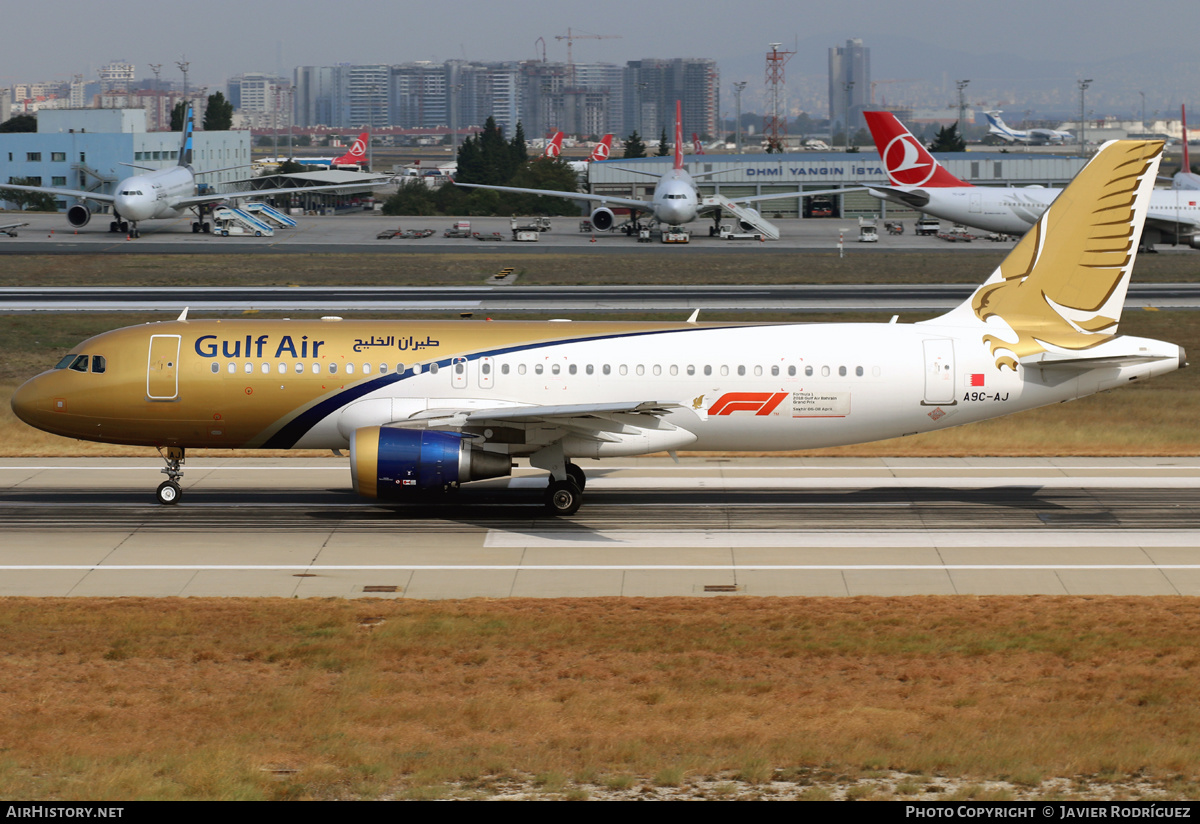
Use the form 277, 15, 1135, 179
211, 206, 275, 237
243, 202, 297, 228
700, 194, 781, 240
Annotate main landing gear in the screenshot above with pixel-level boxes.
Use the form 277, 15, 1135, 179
544, 461, 586, 516
191, 221, 212, 234
156, 446, 185, 505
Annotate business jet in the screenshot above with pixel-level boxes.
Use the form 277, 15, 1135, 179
457, 101, 843, 236
11, 140, 1184, 516
863, 110, 1200, 249
984, 110, 1073, 145
0, 109, 383, 238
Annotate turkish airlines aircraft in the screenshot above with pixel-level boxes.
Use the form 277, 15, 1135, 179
863, 110, 1200, 249
1173, 105, 1200, 191
458, 102, 838, 234
542, 132, 564, 158
11, 140, 1184, 515
0, 109, 383, 237
567, 135, 614, 174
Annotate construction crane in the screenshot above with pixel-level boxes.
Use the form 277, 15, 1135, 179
554, 28, 621, 87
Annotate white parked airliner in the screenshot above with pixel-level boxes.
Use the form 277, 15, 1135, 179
863, 110, 1200, 249
10, 140, 1184, 515
0, 106, 383, 238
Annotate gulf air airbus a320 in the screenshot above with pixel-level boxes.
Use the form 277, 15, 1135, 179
11, 140, 1185, 515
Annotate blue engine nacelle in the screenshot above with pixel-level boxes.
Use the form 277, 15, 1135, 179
350, 426, 512, 500
590, 206, 615, 231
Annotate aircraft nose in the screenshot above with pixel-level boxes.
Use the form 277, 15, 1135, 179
10, 377, 41, 428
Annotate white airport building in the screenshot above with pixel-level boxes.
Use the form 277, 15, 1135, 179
0, 109, 251, 213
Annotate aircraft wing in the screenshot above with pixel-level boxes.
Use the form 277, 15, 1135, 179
454, 182, 654, 211
861, 184, 931, 209
174, 179, 389, 209
0, 182, 115, 203
725, 186, 865, 206
1144, 210, 1200, 242
386, 400, 686, 434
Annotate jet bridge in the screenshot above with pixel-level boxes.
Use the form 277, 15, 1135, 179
701, 194, 781, 240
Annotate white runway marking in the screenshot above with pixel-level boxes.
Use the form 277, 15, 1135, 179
484, 530, 1200, 548
4, 564, 1200, 572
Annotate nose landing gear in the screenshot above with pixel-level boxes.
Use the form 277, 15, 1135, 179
156, 446, 185, 505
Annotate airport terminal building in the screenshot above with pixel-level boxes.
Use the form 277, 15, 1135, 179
589, 151, 1089, 220
0, 109, 251, 213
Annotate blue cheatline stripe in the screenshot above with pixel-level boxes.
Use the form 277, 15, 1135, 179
260, 324, 759, 449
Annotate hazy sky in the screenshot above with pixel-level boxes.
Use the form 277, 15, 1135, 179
5, 1, 1197, 111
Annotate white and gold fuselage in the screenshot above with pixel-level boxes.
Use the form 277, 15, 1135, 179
11, 317, 1182, 456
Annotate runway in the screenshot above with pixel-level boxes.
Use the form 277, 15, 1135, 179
3, 457, 1199, 598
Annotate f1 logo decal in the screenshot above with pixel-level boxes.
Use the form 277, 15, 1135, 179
708, 392, 787, 416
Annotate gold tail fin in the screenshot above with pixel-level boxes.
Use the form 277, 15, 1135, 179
934, 140, 1163, 371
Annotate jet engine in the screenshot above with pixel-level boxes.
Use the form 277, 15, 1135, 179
67, 204, 94, 228
1190, 235, 1200, 250
589, 206, 616, 232
350, 426, 512, 500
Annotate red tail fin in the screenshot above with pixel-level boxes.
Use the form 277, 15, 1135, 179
692, 133, 705, 155
862, 111, 971, 188
544, 132, 563, 158
332, 132, 369, 166
674, 100, 684, 170
590, 134, 613, 162
1184, 105, 1191, 176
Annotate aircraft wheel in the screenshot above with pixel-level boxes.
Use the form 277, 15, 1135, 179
119, 221, 129, 233
156, 480, 181, 506
110, 222, 119, 233
192, 222, 200, 233
566, 462, 586, 491
545, 479, 582, 516
221, 230, 229, 237
254, 231, 263, 237
202, 222, 212, 234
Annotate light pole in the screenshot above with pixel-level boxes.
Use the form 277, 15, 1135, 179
1078, 79, 1093, 153
843, 80, 854, 147
1139, 90, 1146, 132
956, 79, 970, 136
733, 81, 747, 153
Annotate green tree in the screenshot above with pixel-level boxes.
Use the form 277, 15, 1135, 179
509, 121, 529, 170
622, 131, 646, 159
765, 137, 783, 154
203, 91, 234, 131
274, 159, 307, 175
455, 135, 486, 184
0, 114, 36, 134
656, 126, 670, 157
170, 101, 189, 132
381, 179, 437, 216
504, 157, 580, 215
928, 123, 966, 152
3, 178, 57, 211
477, 116, 512, 185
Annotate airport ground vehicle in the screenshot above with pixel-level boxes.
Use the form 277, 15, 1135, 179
915, 216, 940, 235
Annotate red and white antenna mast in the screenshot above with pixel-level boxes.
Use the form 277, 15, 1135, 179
764, 42, 795, 152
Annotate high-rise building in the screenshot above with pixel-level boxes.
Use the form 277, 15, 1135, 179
293, 66, 347, 128
624, 58, 718, 141
390, 62, 447, 129
828, 38, 870, 135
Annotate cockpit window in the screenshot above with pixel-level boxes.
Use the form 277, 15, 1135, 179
55, 355, 77, 369
91, 355, 106, 374
68, 355, 89, 372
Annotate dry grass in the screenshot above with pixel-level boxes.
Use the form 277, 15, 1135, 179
1, 249, 1198, 287
4, 597, 1200, 799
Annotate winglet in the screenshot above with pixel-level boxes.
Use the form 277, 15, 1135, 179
177, 307, 189, 322
932, 140, 1164, 371
863, 111, 971, 188
686, 309, 700, 323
